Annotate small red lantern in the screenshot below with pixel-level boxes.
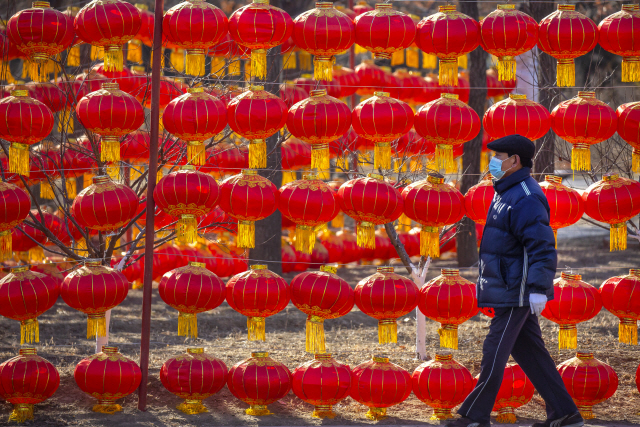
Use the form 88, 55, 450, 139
74, 0, 141, 72
354, 266, 419, 344
160, 348, 228, 414
159, 262, 226, 339
557, 352, 618, 419
550, 91, 617, 171
483, 93, 550, 140
616, 101, 640, 173
292, 354, 351, 418
582, 174, 640, 251
0, 181, 30, 261
464, 174, 494, 225
337, 174, 403, 249
600, 269, 640, 345
490, 363, 535, 423
541, 272, 602, 349
354, 4, 415, 61
74, 346, 142, 414
350, 355, 412, 420
334, 65, 360, 98
418, 268, 478, 349
226, 265, 289, 341
599, 5, 640, 82
227, 351, 292, 416
540, 175, 585, 245
60, 261, 129, 339
0, 348, 59, 423
537, 5, 598, 87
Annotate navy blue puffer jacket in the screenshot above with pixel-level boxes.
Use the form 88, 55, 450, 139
477, 167, 557, 308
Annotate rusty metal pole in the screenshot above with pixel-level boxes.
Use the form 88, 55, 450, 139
348, 0, 356, 110
137, 0, 163, 411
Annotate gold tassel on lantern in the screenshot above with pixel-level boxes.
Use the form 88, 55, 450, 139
283, 52, 297, 70
331, 212, 344, 228
558, 324, 577, 349
65, 179, 77, 198
247, 316, 266, 341
458, 54, 468, 69
170, 48, 185, 73
306, 315, 326, 353
87, 313, 107, 339
107, 163, 120, 180
633, 148, 640, 173
610, 223, 627, 251
20, 318, 39, 345
10, 142, 30, 176
619, 318, 637, 345
553, 229, 558, 248
58, 109, 74, 133
299, 51, 312, 71
391, 49, 404, 66
103, 46, 124, 72
421, 225, 440, 258
90, 45, 104, 61
238, 220, 256, 248
439, 58, 459, 86
497, 56, 517, 81
557, 59, 575, 87
156, 167, 164, 183
187, 141, 206, 166
355, 44, 368, 55
423, 52, 437, 69
9, 404, 34, 423
177, 214, 198, 244
378, 319, 397, 344
93, 400, 122, 414
249, 140, 267, 168
436, 144, 454, 172
311, 143, 330, 172
210, 56, 226, 77
312, 405, 336, 419
374, 142, 391, 170
67, 45, 81, 66
294, 225, 315, 254
365, 407, 387, 421
247, 405, 272, 416
178, 312, 198, 339
496, 408, 517, 424
251, 49, 267, 79
186, 49, 206, 76
622, 57, 640, 82
406, 48, 419, 68
177, 400, 208, 415
28, 246, 44, 263
281, 170, 296, 185
127, 40, 143, 64
571, 144, 590, 171
0, 230, 12, 261
438, 323, 458, 349
314, 56, 333, 81
101, 136, 121, 162
398, 213, 412, 232
228, 58, 241, 76
40, 181, 55, 199
357, 221, 376, 249
27, 54, 51, 82
150, 47, 165, 68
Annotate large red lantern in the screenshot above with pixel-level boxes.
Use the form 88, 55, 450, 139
402, 175, 465, 258
74, 346, 142, 414
537, 5, 598, 87
0, 266, 59, 345
418, 268, 478, 349
337, 174, 403, 249
160, 348, 228, 414
226, 265, 289, 341
557, 352, 618, 419
616, 101, 640, 173
539, 175, 585, 245
490, 363, 535, 423
60, 261, 129, 339
550, 91, 617, 171
412, 352, 474, 420
354, 266, 419, 344
350, 355, 412, 420
480, 5, 537, 81
541, 272, 602, 349
227, 351, 292, 416
600, 269, 640, 345
290, 265, 354, 353
0, 348, 59, 423
293, 2, 355, 81
415, 6, 480, 86
287, 89, 351, 172
0, 181, 30, 261
352, 92, 413, 170
163, 0, 228, 76
582, 174, 640, 251
599, 5, 640, 82
218, 169, 279, 248
228, 0, 293, 79
463, 174, 494, 225
74, 0, 141, 72
354, 4, 415, 61
292, 353, 351, 419
159, 262, 226, 339
0, 90, 54, 176
483, 93, 550, 140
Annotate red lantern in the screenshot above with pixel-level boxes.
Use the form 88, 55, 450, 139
480, 5, 537, 81
489, 363, 535, 423
226, 265, 289, 340
483, 93, 550, 140
600, 269, 640, 345
616, 101, 640, 173
228, 0, 293, 79
599, 5, 640, 82
219, 169, 279, 248
582, 174, 640, 251
0, 181, 30, 261
0, 348, 59, 423
541, 272, 602, 349
74, 0, 141, 72
464, 174, 494, 226
537, 5, 598, 87
292, 353, 351, 418
334, 65, 360, 98
227, 351, 292, 415
280, 82, 307, 108
354, 266, 419, 344
337, 174, 403, 249
74, 346, 142, 414
160, 348, 228, 414
0, 266, 59, 345
159, 262, 226, 339
350, 355, 412, 420
557, 352, 618, 419
319, 230, 344, 263
415, 6, 480, 86
354, 60, 386, 96
539, 175, 585, 245
418, 268, 478, 349
550, 91, 617, 171
60, 261, 129, 339
354, 4, 415, 61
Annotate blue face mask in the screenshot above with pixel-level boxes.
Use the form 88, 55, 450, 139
489, 155, 514, 180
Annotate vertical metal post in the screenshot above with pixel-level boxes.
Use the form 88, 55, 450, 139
349, 0, 356, 110
137, 0, 164, 411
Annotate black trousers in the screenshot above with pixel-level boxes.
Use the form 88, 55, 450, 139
457, 307, 578, 423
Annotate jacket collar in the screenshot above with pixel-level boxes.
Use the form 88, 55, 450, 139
493, 167, 531, 194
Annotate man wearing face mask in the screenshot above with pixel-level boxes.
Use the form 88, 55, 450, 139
447, 135, 583, 427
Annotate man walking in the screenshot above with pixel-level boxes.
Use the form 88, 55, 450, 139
447, 135, 583, 427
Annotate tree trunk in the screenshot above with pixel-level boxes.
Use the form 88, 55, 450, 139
457, 0, 487, 268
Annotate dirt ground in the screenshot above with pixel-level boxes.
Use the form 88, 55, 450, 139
0, 234, 639, 427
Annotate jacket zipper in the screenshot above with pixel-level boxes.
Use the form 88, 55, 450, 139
519, 248, 528, 306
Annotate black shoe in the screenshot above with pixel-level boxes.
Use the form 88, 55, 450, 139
531, 412, 585, 427
444, 416, 490, 427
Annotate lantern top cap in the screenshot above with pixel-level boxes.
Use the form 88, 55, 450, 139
561, 271, 582, 281
435, 351, 453, 361
558, 4, 575, 10
250, 85, 264, 91
302, 171, 318, 180
254, 0, 269, 4
375, 3, 392, 9
11, 90, 29, 97
251, 264, 267, 270
497, 4, 515, 9
439, 5, 456, 12
181, 165, 196, 171
374, 91, 390, 97
427, 174, 445, 184
603, 173, 619, 181
576, 351, 594, 359
85, 260, 102, 266
315, 353, 333, 359
242, 169, 257, 176
19, 348, 37, 355
187, 348, 204, 354
188, 87, 204, 94
442, 268, 459, 276
623, 4, 636, 10
577, 91, 595, 98
441, 93, 459, 100
373, 355, 389, 363
93, 175, 111, 184
377, 266, 394, 273
310, 89, 327, 97
251, 351, 269, 357
102, 346, 119, 354
316, 2, 334, 8
509, 94, 526, 100
320, 265, 338, 274
368, 173, 384, 180
136, 3, 148, 10
32, 1, 50, 8
545, 175, 562, 184
102, 82, 120, 91
132, 66, 146, 73
12, 266, 30, 273
629, 269, 640, 277
189, 261, 206, 268
484, 173, 493, 180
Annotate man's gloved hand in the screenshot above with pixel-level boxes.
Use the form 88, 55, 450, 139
529, 293, 547, 316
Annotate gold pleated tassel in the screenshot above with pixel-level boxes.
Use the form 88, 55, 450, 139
187, 142, 206, 166
610, 223, 627, 251
107, 163, 120, 180
283, 52, 297, 70
299, 51, 312, 71
281, 170, 296, 185
355, 44, 368, 54
311, 144, 330, 171
10, 143, 30, 176
436, 144, 454, 172
633, 148, 640, 173
498, 56, 516, 81
0, 230, 11, 261
156, 167, 163, 183
238, 220, 256, 248
130, 167, 142, 182
104, 46, 124, 72
306, 315, 326, 353
431, 408, 454, 420
228, 59, 241, 76
423, 52, 437, 69
365, 407, 387, 421
105, 234, 118, 249
28, 59, 50, 82
374, 142, 391, 170
178, 312, 198, 339
577, 405, 594, 420
132, 280, 143, 290
210, 56, 226, 77
391, 50, 405, 66
619, 318, 637, 345
20, 318, 39, 345
251, 49, 267, 79
186, 49, 205, 76
40, 181, 55, 199
295, 225, 315, 254
557, 59, 575, 87
93, 400, 122, 414
496, 408, 517, 423
177, 400, 208, 415
87, 314, 107, 339
246, 405, 271, 416
458, 54, 467, 69
312, 405, 336, 419
91, 45, 104, 61
28, 246, 44, 263
75, 238, 87, 255
356, 221, 376, 249
67, 45, 81, 66
9, 404, 34, 423
150, 47, 165, 68
249, 140, 266, 168
439, 58, 458, 86
177, 214, 198, 244
65, 179, 77, 198
438, 323, 458, 349
622, 57, 640, 82
171, 48, 185, 73
398, 213, 411, 232
378, 319, 397, 344
101, 137, 121, 162
336, 155, 349, 172
331, 212, 344, 228
553, 229, 558, 248
558, 324, 577, 349
421, 226, 440, 258
127, 40, 143, 64
480, 151, 490, 172
247, 316, 266, 341
314, 56, 333, 81
58, 109, 74, 133
406, 47, 420, 68
571, 144, 591, 171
